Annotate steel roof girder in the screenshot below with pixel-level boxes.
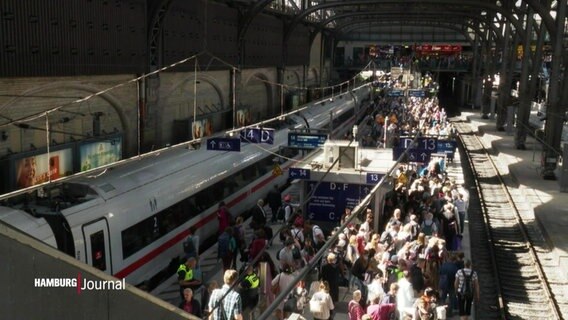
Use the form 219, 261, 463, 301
283, 0, 524, 44
330, 11, 504, 43
338, 20, 480, 46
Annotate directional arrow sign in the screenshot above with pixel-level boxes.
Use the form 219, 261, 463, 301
436, 140, 457, 154
393, 148, 431, 163
206, 137, 241, 152
240, 128, 274, 144
407, 151, 431, 163
289, 168, 310, 180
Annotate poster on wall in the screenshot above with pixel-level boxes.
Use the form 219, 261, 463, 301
236, 109, 250, 127
15, 148, 73, 188
203, 118, 213, 137
192, 120, 204, 139
80, 137, 123, 172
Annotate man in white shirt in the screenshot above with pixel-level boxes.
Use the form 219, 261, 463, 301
306, 220, 325, 250
454, 193, 467, 234
358, 211, 374, 242
396, 271, 415, 318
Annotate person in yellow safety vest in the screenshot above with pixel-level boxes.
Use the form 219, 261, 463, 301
178, 257, 202, 301
239, 264, 260, 313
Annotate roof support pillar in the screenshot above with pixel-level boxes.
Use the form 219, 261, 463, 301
481, 30, 496, 117
515, 8, 541, 149
470, 31, 482, 108
495, 19, 513, 129
542, 0, 567, 179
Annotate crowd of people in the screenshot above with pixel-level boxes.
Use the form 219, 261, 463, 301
176, 94, 480, 320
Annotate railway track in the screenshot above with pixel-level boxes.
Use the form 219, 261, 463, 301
454, 120, 567, 320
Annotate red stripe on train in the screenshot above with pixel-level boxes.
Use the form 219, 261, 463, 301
113, 209, 219, 279
113, 166, 290, 279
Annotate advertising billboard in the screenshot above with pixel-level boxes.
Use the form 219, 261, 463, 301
79, 137, 122, 172
15, 148, 73, 189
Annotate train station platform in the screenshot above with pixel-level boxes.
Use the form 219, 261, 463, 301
153, 147, 472, 319
461, 111, 568, 281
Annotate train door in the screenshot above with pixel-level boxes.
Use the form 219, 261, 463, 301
82, 218, 112, 273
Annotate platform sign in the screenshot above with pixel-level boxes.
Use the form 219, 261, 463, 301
288, 133, 328, 149
387, 90, 404, 97
436, 140, 457, 154
240, 128, 274, 144
366, 172, 384, 184
393, 147, 431, 163
306, 181, 372, 222
289, 168, 310, 180
398, 137, 438, 152
408, 90, 426, 97
206, 137, 241, 152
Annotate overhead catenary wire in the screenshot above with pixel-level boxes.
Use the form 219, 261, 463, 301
255, 102, 432, 319
0, 51, 373, 142
0, 51, 206, 129
206, 135, 359, 319
206, 92, 375, 316
0, 83, 371, 202
212, 95, 430, 319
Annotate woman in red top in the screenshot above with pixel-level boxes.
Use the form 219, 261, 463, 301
348, 290, 365, 320
249, 229, 268, 262
217, 201, 231, 234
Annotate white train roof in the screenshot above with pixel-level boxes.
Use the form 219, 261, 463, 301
0, 86, 363, 226
0, 206, 57, 247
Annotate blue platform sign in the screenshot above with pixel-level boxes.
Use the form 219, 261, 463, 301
206, 137, 241, 152
408, 90, 426, 97
240, 128, 274, 144
398, 137, 438, 152
393, 147, 431, 163
366, 172, 384, 184
436, 140, 457, 154
288, 133, 328, 149
387, 90, 404, 97
289, 168, 311, 180
306, 181, 372, 222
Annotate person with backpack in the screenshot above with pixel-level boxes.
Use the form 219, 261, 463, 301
413, 287, 438, 320
218, 227, 237, 272
182, 227, 199, 261
421, 212, 438, 237
281, 194, 294, 223
454, 259, 479, 320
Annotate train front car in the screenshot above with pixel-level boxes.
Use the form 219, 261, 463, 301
0, 206, 58, 249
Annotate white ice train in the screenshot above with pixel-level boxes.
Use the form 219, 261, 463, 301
0, 84, 371, 286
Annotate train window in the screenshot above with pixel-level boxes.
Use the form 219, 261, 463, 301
90, 230, 107, 271
331, 108, 355, 133
120, 150, 301, 259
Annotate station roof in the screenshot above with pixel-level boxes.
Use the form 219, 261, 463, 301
222, 0, 559, 46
